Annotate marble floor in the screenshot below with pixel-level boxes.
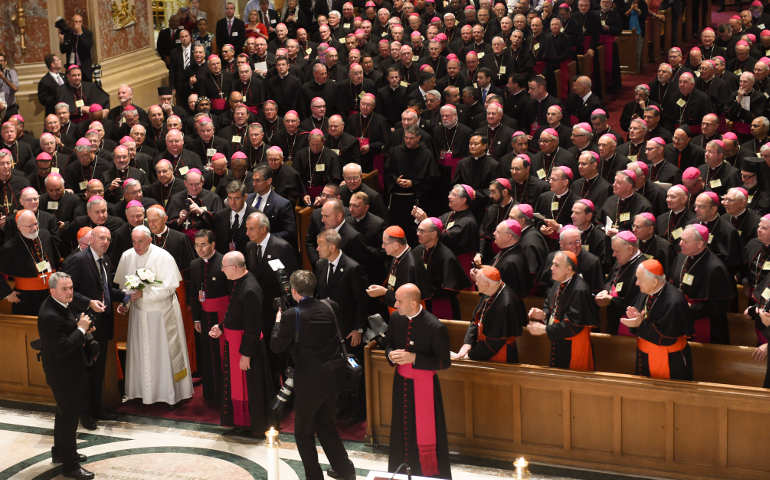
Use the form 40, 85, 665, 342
0, 404, 665, 480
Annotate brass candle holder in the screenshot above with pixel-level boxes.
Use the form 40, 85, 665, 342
10, 0, 27, 55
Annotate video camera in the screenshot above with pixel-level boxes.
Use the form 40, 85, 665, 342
531, 212, 548, 229
272, 267, 293, 312
363, 313, 389, 349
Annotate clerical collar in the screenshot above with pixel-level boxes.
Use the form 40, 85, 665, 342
156, 226, 168, 236
581, 91, 592, 103
394, 245, 409, 259
732, 208, 747, 219
334, 219, 346, 233
649, 282, 665, 297
620, 192, 634, 201
554, 190, 568, 199
201, 252, 215, 262
560, 274, 575, 286
407, 305, 423, 320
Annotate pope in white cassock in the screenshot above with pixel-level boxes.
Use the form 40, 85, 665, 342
114, 225, 193, 405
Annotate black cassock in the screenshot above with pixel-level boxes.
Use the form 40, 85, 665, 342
629, 282, 693, 380
385, 144, 438, 241
224, 273, 274, 434
187, 253, 229, 415
639, 235, 675, 275
600, 193, 653, 231
692, 216, 743, 275
385, 309, 452, 478
382, 247, 433, 310
491, 243, 531, 299
604, 254, 643, 335
464, 284, 525, 362
438, 209, 479, 257
670, 249, 734, 344
413, 242, 470, 320
479, 200, 514, 262
750, 273, 770, 387
0, 230, 61, 315
542, 274, 598, 369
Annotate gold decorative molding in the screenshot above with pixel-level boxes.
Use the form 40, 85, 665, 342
10, 0, 27, 55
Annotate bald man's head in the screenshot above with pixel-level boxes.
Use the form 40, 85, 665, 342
395, 283, 422, 316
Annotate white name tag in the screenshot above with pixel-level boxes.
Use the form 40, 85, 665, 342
75, 100, 85, 108
762, 287, 770, 300
446, 221, 455, 229
36, 261, 51, 273
478, 52, 485, 59
551, 201, 559, 211
672, 227, 683, 240
315, 163, 326, 172
676, 98, 686, 108
387, 274, 396, 288
682, 273, 694, 286
232, 31, 238, 37
619, 212, 630, 222
616, 281, 623, 292
537, 168, 546, 179
206, 148, 217, 157
268, 258, 286, 271
51, 167, 59, 174
231, 135, 242, 143
78, 180, 88, 191
709, 179, 722, 188
499, 66, 506, 75
47, 201, 59, 210
179, 166, 190, 175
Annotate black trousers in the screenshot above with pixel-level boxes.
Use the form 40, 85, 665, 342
85, 338, 109, 418
195, 312, 223, 407
50, 377, 85, 471
295, 379, 355, 480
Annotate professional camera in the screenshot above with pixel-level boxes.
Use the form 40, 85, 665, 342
272, 268, 293, 312
54, 17, 72, 35
363, 313, 389, 349
531, 212, 548, 229
271, 366, 295, 416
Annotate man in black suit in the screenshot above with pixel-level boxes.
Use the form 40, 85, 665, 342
37, 272, 96, 479
244, 211, 298, 379
38, 54, 66, 115
267, 57, 303, 115
245, 164, 297, 247
63, 226, 125, 427
271, 270, 357, 480
215, 2, 246, 54
169, 29, 195, 106
214, 181, 255, 254
315, 228, 369, 421
306, 198, 368, 267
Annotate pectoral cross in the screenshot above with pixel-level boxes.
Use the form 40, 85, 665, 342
1, 195, 12, 215
40, 271, 50, 285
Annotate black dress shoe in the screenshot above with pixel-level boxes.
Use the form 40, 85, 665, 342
96, 411, 118, 421
62, 466, 95, 479
52, 453, 87, 464
326, 468, 356, 480
80, 417, 97, 430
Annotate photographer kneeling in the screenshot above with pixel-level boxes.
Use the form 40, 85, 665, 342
270, 270, 356, 480
37, 272, 99, 480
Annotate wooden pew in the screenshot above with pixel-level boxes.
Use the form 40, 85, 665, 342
596, 44, 607, 101
618, 30, 639, 74
362, 169, 379, 192
365, 320, 770, 480
295, 205, 313, 270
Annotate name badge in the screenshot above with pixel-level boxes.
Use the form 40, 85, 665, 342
412, 55, 419, 62
206, 148, 217, 157
616, 281, 623, 292
682, 273, 694, 286
478, 52, 485, 59
749, 194, 755, 203
537, 168, 546, 179
446, 221, 455, 229
330, 148, 340, 156
551, 201, 559, 211
315, 163, 326, 172
387, 274, 396, 288
758, 153, 763, 158
709, 179, 722, 188
358, 91, 366, 99
734, 69, 742, 75
676, 98, 686, 108
761, 24, 766, 29
534, 43, 540, 51
199, 290, 206, 302
344, 23, 351, 29
694, 70, 701, 77
601, 19, 607, 26
51, 167, 60, 174
672, 227, 683, 240
36, 261, 50, 273
47, 201, 59, 210
232, 31, 239, 37
400, 81, 408, 87
78, 180, 88, 191
644, 253, 653, 259
582, 244, 589, 251
339, 37, 346, 44
619, 212, 630, 222
499, 66, 506, 75
708, 233, 714, 244
628, 155, 637, 161
75, 100, 85, 108
762, 287, 770, 300
231, 135, 242, 143
381, 32, 388, 37
306, 48, 312, 54
179, 166, 190, 175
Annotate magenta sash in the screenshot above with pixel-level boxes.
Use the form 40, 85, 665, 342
610, 285, 634, 337
211, 98, 227, 111
372, 152, 385, 191
692, 317, 711, 343
734, 121, 751, 135
202, 295, 230, 358
308, 185, 324, 199
224, 327, 251, 427
558, 60, 571, 99
429, 296, 455, 320
438, 154, 462, 180
246, 105, 259, 115
456, 252, 474, 282
397, 363, 439, 476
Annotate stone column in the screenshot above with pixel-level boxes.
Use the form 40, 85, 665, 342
5, 0, 167, 135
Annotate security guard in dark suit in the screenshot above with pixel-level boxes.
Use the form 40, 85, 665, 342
270, 270, 356, 480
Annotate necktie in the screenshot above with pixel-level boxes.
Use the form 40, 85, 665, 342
327, 262, 334, 282
255, 244, 263, 262
227, 19, 232, 35
183, 47, 190, 69
232, 212, 240, 231
254, 195, 263, 210
98, 258, 110, 305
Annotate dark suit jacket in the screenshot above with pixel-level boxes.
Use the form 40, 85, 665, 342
37, 296, 87, 391
213, 206, 257, 254
37, 72, 65, 114
246, 234, 299, 329
215, 16, 246, 53
63, 247, 123, 341
246, 190, 297, 247
315, 253, 369, 333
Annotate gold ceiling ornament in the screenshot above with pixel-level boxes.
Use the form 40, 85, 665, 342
10, 0, 26, 55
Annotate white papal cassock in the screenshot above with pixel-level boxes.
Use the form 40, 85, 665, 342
114, 243, 193, 405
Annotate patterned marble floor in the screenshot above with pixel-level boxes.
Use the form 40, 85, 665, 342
0, 404, 665, 480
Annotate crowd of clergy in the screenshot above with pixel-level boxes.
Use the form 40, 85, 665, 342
3, 0, 770, 442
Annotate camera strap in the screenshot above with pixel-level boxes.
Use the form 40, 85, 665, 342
319, 298, 350, 358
